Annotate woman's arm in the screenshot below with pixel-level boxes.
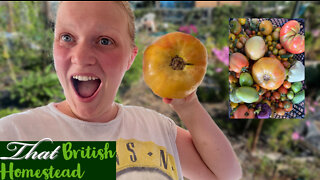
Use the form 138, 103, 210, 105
164, 92, 242, 180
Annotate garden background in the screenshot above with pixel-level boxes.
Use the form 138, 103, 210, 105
0, 1, 320, 179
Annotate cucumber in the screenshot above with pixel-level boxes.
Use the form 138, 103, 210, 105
292, 90, 305, 104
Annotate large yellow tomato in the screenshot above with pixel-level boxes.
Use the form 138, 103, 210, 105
259, 20, 273, 36
252, 57, 286, 90
143, 32, 207, 99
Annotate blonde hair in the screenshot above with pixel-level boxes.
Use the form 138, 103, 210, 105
114, 2, 136, 47
56, 1, 136, 46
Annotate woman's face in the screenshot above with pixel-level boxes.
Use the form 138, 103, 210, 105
53, 2, 137, 121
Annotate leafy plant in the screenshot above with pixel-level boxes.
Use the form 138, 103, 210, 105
198, 64, 229, 102
0, 2, 53, 71
9, 65, 64, 108
210, 5, 244, 48
0, 108, 20, 118
119, 39, 144, 95
0, 2, 58, 108
257, 119, 300, 153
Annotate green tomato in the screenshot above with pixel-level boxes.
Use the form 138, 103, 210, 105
230, 85, 242, 103
230, 87, 242, 103
230, 20, 241, 35
291, 82, 303, 93
235, 86, 259, 103
287, 91, 294, 100
239, 72, 254, 87
292, 90, 305, 104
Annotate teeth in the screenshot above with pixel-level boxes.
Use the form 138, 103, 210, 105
72, 75, 99, 81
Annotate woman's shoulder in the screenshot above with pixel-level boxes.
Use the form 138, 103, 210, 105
0, 104, 52, 124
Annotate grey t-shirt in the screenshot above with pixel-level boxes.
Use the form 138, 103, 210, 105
0, 103, 183, 180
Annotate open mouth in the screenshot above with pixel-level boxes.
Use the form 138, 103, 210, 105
71, 75, 101, 99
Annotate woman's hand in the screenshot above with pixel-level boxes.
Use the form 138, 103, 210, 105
162, 91, 198, 113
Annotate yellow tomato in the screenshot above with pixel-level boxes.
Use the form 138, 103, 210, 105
259, 20, 273, 36
143, 32, 207, 99
229, 33, 236, 42
266, 35, 273, 42
252, 57, 286, 90
238, 18, 246, 25
230, 102, 238, 109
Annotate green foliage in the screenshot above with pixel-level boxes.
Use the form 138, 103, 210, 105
0, 2, 57, 108
278, 157, 320, 180
114, 93, 122, 104
0, 108, 20, 118
265, 119, 300, 153
0, 2, 53, 70
226, 118, 301, 153
256, 156, 276, 177
306, 64, 320, 97
198, 64, 229, 102
246, 2, 295, 18
8, 65, 64, 108
119, 40, 144, 94
210, 5, 244, 48
302, 2, 320, 26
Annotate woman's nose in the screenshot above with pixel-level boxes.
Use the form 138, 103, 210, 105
71, 42, 96, 66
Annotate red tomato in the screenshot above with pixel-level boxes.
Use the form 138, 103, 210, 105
236, 72, 241, 79
229, 74, 238, 84
273, 91, 281, 100
283, 81, 291, 89
283, 101, 293, 112
229, 53, 249, 73
233, 104, 255, 119
278, 85, 288, 95
282, 61, 291, 69
280, 20, 305, 54
276, 108, 285, 116
278, 102, 284, 108
264, 91, 271, 98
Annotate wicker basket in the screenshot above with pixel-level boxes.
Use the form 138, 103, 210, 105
229, 18, 305, 119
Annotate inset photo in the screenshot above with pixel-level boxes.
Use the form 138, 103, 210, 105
229, 18, 305, 119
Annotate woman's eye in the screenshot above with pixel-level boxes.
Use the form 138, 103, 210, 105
61, 34, 72, 42
100, 38, 112, 45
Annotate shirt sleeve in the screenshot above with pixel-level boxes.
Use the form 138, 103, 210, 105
0, 115, 21, 141
156, 112, 178, 147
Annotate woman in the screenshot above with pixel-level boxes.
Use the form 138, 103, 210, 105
0, 2, 242, 180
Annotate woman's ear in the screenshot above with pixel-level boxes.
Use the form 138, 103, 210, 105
127, 46, 138, 71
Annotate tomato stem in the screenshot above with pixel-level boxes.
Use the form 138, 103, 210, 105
169, 55, 193, 70
263, 74, 271, 82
